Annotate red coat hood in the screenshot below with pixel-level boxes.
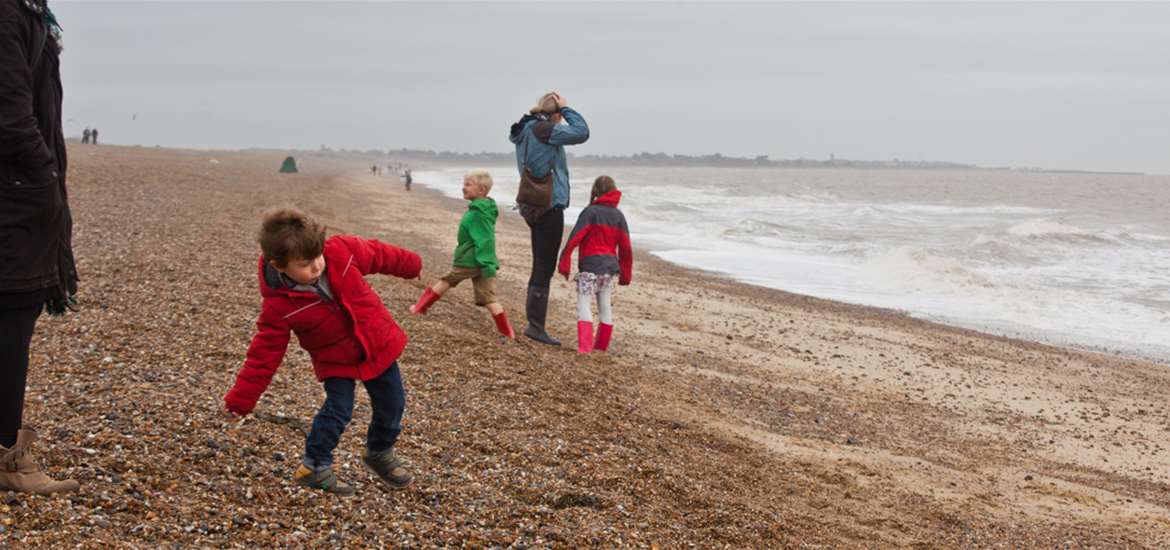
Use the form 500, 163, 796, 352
592, 189, 622, 207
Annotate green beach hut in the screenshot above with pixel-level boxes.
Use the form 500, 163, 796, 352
279, 156, 298, 173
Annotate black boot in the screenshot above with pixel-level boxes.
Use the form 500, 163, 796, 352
523, 285, 561, 346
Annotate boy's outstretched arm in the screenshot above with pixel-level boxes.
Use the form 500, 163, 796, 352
336, 235, 422, 280
224, 309, 291, 416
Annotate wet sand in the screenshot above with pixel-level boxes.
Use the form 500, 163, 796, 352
5, 145, 1169, 547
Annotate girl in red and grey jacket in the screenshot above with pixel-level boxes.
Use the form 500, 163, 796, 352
557, 176, 633, 354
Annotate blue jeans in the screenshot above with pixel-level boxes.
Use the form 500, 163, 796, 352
303, 361, 405, 471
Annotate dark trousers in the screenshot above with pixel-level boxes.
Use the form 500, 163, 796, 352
527, 207, 564, 290
0, 304, 42, 448
303, 361, 405, 470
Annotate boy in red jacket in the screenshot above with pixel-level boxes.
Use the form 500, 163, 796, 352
224, 208, 422, 496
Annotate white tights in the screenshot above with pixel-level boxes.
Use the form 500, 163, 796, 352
577, 285, 613, 324
575, 273, 614, 324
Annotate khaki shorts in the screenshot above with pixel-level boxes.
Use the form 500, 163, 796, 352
441, 266, 496, 306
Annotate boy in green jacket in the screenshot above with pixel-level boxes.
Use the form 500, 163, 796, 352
410, 170, 515, 339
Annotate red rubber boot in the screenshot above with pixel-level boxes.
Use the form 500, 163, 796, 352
409, 287, 441, 315
493, 310, 516, 339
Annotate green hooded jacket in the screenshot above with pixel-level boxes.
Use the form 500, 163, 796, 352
452, 197, 499, 278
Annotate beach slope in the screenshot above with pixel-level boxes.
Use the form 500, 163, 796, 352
5, 146, 1169, 547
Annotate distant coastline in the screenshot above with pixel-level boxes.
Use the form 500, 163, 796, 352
286, 145, 1148, 176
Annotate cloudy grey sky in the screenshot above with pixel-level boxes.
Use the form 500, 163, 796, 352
55, 2, 1170, 173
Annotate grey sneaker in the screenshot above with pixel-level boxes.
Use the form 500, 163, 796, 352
293, 464, 355, 496
362, 448, 414, 489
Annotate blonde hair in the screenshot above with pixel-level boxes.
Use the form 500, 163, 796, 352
591, 175, 617, 202
465, 169, 493, 193
530, 92, 559, 115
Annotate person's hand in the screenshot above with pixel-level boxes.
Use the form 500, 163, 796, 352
553, 92, 568, 110
222, 406, 248, 429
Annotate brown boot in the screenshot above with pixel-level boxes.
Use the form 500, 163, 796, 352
0, 429, 80, 495
362, 448, 413, 489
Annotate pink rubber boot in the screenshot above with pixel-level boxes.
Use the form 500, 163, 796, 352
576, 321, 594, 354
593, 323, 614, 352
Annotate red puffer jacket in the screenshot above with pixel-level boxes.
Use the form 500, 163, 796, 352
224, 235, 422, 416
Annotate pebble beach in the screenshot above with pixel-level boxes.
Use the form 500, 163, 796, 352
4, 145, 1169, 547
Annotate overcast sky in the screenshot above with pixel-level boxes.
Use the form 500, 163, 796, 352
55, 1, 1170, 173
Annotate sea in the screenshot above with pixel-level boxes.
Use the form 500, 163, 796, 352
414, 165, 1170, 361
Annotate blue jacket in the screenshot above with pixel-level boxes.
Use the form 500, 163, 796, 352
509, 107, 589, 208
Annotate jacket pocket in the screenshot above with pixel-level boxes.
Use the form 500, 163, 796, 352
0, 172, 64, 289
0, 161, 58, 190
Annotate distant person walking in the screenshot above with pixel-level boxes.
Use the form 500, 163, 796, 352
90, 127, 98, 145
509, 91, 589, 345
81, 127, 90, 144
404, 168, 412, 191
0, 0, 80, 495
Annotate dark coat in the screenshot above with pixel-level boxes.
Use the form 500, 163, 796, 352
0, 0, 75, 306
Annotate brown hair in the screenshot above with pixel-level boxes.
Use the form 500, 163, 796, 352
258, 207, 326, 267
591, 175, 617, 203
